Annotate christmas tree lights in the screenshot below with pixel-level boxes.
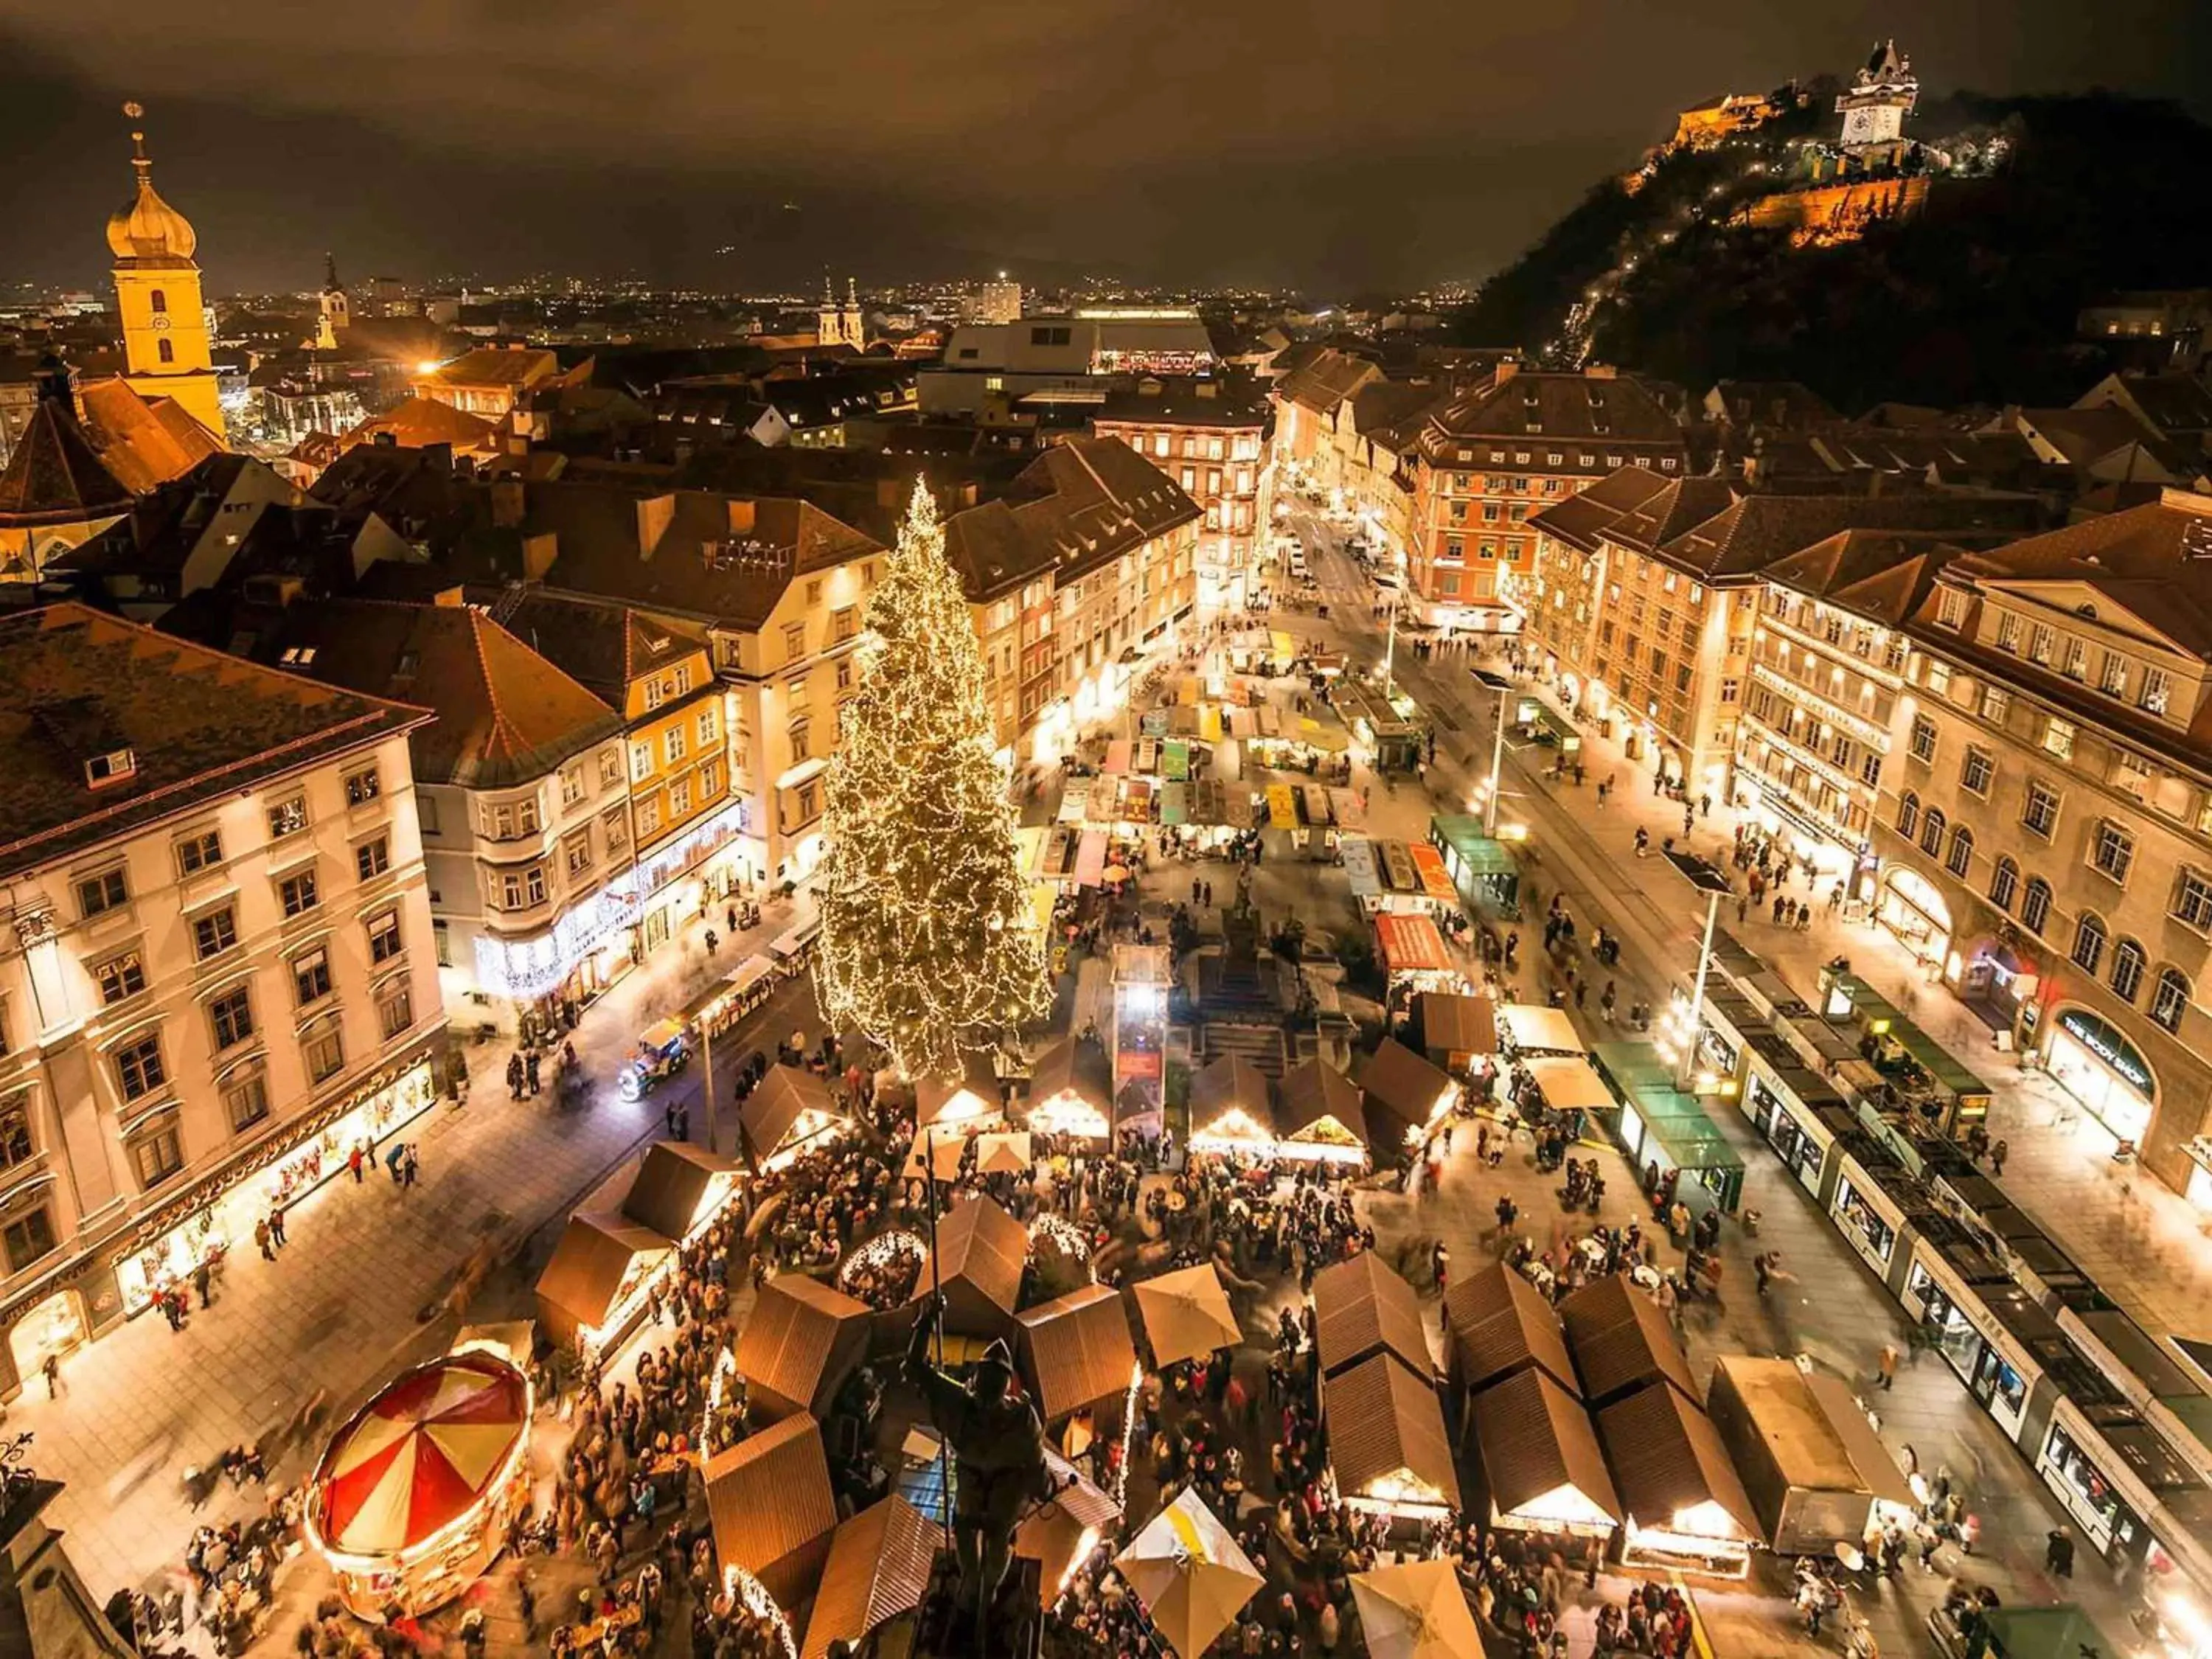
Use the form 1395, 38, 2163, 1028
814, 481, 1051, 1080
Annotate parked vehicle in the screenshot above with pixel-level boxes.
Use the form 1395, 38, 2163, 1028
618, 1018, 692, 1102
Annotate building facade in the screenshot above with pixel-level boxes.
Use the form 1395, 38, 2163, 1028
105, 115, 226, 442
1091, 378, 1270, 614
0, 606, 442, 1397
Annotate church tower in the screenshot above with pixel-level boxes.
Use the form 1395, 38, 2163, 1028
107, 102, 225, 441
315, 252, 351, 349
816, 276, 864, 350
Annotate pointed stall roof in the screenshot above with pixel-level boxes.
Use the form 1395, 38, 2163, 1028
733, 1273, 874, 1422
0, 395, 133, 528
1444, 1263, 1579, 1397
1311, 1253, 1433, 1380
1469, 1368, 1621, 1530
704, 1413, 839, 1613
621, 1140, 742, 1243
1017, 1281, 1139, 1421
1274, 1057, 1366, 1144
1324, 1352, 1461, 1512
1559, 1273, 1700, 1407
905, 1193, 1029, 1337
799, 1495, 936, 1659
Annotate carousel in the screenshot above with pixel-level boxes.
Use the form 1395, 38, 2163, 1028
305, 1349, 532, 1618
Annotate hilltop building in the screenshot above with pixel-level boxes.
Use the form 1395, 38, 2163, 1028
1836, 40, 1919, 167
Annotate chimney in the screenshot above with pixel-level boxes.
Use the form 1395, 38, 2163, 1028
1586, 364, 1619, 380
1493, 361, 1519, 387
726, 499, 757, 535
431, 585, 469, 608
523, 531, 558, 582
636, 494, 676, 557
422, 442, 453, 473
490, 477, 524, 529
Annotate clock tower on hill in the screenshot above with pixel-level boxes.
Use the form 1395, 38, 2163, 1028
107, 103, 226, 442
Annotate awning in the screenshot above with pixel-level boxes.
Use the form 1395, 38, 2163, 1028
1058, 779, 1093, 824
1266, 783, 1298, 830
1270, 629, 1295, 661
1164, 739, 1192, 781
1074, 831, 1109, 888
1343, 838, 1382, 901
1114, 1489, 1263, 1659
1375, 913, 1453, 976
1498, 1003, 1587, 1056
1133, 1264, 1241, 1368
1298, 717, 1350, 754
1160, 782, 1189, 826
1104, 739, 1133, 775
1377, 839, 1419, 893
1521, 1056, 1615, 1117
1408, 842, 1461, 907
1301, 784, 1334, 827
1351, 1559, 1489, 1659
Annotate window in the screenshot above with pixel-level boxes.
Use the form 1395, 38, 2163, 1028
2141, 668, 2172, 715
303, 1025, 345, 1083
1995, 613, 2021, 653
2021, 877, 2053, 935
2028, 622, 2054, 664
835, 658, 852, 692
2152, 967, 2191, 1032
696, 706, 717, 745
1927, 660, 1952, 698
225, 1072, 270, 1133
1908, 715, 1937, 763
2061, 638, 2088, 681
368, 910, 403, 964
2071, 912, 2107, 974
267, 796, 308, 839
94, 950, 147, 1006
292, 947, 333, 1006
2042, 717, 2076, 759
698, 757, 723, 798
355, 836, 390, 881
114, 1034, 167, 1101
0, 1102, 29, 1169
150, 289, 167, 314
344, 768, 381, 807
1989, 856, 2019, 911
417, 792, 441, 835
497, 866, 549, 910
376, 980, 414, 1040
1860, 752, 1882, 788
1961, 747, 1993, 796
602, 808, 627, 855
669, 776, 692, 818
2173, 869, 2212, 931
782, 623, 806, 660
2092, 820, 2135, 884
630, 741, 653, 780
636, 796, 661, 838
2023, 781, 2059, 838
564, 833, 592, 878
664, 725, 688, 765
1896, 790, 1919, 838
279, 869, 319, 917
599, 749, 624, 788
433, 919, 451, 967
193, 905, 238, 960
77, 868, 128, 919
1919, 806, 1946, 857
1980, 685, 2010, 724
156, 338, 174, 365
560, 763, 586, 809
175, 830, 223, 875
3, 1207, 56, 1272
2111, 938, 2147, 1003
643, 678, 666, 711
209, 986, 254, 1051
2098, 653, 2129, 697
1946, 825, 1974, 878
2113, 752, 2155, 802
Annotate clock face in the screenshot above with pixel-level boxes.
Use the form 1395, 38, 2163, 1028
151, 315, 170, 331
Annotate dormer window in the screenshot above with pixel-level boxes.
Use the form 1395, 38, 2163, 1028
86, 748, 136, 788
279, 646, 317, 667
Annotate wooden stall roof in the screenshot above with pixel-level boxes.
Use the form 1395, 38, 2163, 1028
1190, 1054, 1275, 1133
1416, 991, 1497, 1057
704, 1413, 838, 1585
1596, 1382, 1759, 1538
1444, 1263, 1579, 1397
1274, 1057, 1367, 1142
905, 1193, 1029, 1321
799, 1494, 936, 1659
621, 1139, 741, 1242
1017, 1281, 1138, 1420
734, 1273, 873, 1412
1311, 1253, 1433, 1380
1470, 1368, 1621, 1523
1559, 1275, 1699, 1407
1325, 1352, 1462, 1509
1027, 1034, 1113, 1109
534, 1211, 670, 1329
740, 1064, 843, 1165
914, 1054, 1004, 1131
1356, 1038, 1456, 1130
1710, 1356, 1863, 1492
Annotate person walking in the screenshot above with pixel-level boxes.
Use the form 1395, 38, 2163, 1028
386, 1141, 406, 1184
41, 1352, 60, 1399
2045, 1526, 2075, 1579
348, 1141, 366, 1183
1991, 1138, 2009, 1177
1876, 1342, 1899, 1391
269, 1203, 287, 1248
505, 1051, 525, 1102
703, 928, 720, 958
1754, 1251, 1776, 1298
403, 1144, 420, 1189
254, 1217, 274, 1262
192, 1261, 213, 1310
525, 1047, 541, 1098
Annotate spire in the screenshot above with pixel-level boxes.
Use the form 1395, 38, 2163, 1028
125, 100, 152, 190
107, 100, 198, 262
846, 276, 858, 307
324, 251, 344, 293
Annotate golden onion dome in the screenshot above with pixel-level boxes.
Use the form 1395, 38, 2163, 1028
105, 108, 197, 264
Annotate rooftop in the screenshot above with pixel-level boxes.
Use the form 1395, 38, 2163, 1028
942, 435, 1200, 602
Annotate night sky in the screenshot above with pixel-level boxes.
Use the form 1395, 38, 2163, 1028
4, 1, 2209, 296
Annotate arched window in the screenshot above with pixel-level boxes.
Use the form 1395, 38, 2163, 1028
2071, 911, 2107, 974
2152, 967, 2191, 1032
150, 289, 167, 314
2111, 938, 2146, 1003
156, 338, 174, 364
1919, 806, 1946, 856
1896, 790, 1919, 838
1947, 825, 1974, 879
2021, 877, 2053, 935
1989, 856, 2018, 911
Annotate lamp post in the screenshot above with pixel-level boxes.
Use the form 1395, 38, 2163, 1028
1471, 668, 1511, 838
1662, 849, 1734, 1091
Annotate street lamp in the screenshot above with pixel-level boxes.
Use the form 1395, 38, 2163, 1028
1661, 849, 1733, 1091
1470, 669, 1511, 838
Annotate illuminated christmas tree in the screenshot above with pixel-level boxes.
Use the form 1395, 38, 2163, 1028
815, 481, 1050, 1080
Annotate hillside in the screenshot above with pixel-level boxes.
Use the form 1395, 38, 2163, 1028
1452, 92, 2212, 411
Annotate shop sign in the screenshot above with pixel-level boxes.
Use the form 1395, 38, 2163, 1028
2057, 1009, 2152, 1096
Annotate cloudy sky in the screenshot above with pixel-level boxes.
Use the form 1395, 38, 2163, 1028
4, 1, 2208, 296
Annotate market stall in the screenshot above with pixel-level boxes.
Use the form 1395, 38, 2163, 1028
1444, 1263, 1580, 1405
904, 1129, 970, 1183
534, 1211, 674, 1354
704, 1412, 840, 1613
1357, 1039, 1460, 1151
1596, 1381, 1759, 1577
1273, 1058, 1371, 1166
621, 1140, 742, 1245
1310, 1253, 1433, 1380
1133, 1263, 1241, 1368
798, 1495, 936, 1659
1498, 1004, 1587, 1057
1413, 992, 1497, 1073
1113, 1489, 1265, 1659
740, 1065, 852, 1172
1323, 1352, 1462, 1521
734, 1273, 874, 1422
914, 1057, 1006, 1134
1520, 1056, 1615, 1120
1189, 1054, 1278, 1157
306, 1349, 532, 1619
1016, 1449, 1122, 1603
905, 1193, 1029, 1340
1375, 912, 1464, 995
973, 1129, 1033, 1176
1016, 1281, 1141, 1426
1704, 1354, 1914, 1555
1559, 1273, 1700, 1408
1024, 1036, 1114, 1141
1467, 1366, 1621, 1540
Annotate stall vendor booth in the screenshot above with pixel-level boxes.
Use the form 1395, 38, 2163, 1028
1016, 1448, 1123, 1603
535, 1211, 674, 1354
905, 1193, 1029, 1343
1189, 1054, 1279, 1158
1413, 992, 1497, 1074
1445, 1263, 1581, 1419
1468, 1367, 1622, 1540
1357, 1039, 1460, 1153
1017, 1281, 1141, 1428
622, 1140, 742, 1245
1498, 1004, 1587, 1058
1113, 1488, 1265, 1659
1324, 1352, 1462, 1522
704, 1413, 840, 1615
1024, 1036, 1115, 1141
1273, 1058, 1371, 1166
799, 1495, 936, 1659
1596, 1382, 1759, 1577
1133, 1263, 1241, 1368
1704, 1355, 1914, 1555
306, 1349, 532, 1619
1350, 1559, 1489, 1659
740, 1065, 852, 1173
914, 1055, 1006, 1134
904, 1128, 970, 1184
735, 1273, 874, 1423
1375, 912, 1464, 995
1521, 1056, 1616, 1124
1430, 814, 1521, 919
1311, 1253, 1434, 1380
1559, 1273, 1700, 1409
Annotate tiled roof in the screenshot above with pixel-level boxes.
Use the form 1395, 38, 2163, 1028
1656, 489, 2043, 580
1419, 370, 1685, 459
46, 453, 265, 577
0, 603, 424, 880
419, 347, 559, 389
1596, 1382, 1759, 1537
1323, 1352, 1461, 1509
1469, 1366, 1619, 1522
1273, 348, 1382, 416
1599, 477, 1741, 557
1310, 1253, 1433, 1380
0, 395, 133, 527
1089, 374, 1271, 428
799, 1496, 936, 1659
1415, 991, 1495, 1057
339, 396, 502, 456
1559, 1273, 1700, 1406
942, 436, 1200, 602
1016, 1281, 1138, 1419
1527, 466, 1673, 553
734, 1273, 872, 1414
907, 1193, 1028, 1321
1355, 1038, 1454, 1130
2015, 406, 2161, 465
256, 598, 620, 789
493, 588, 709, 704
1708, 380, 1841, 429
1444, 1262, 1579, 1397
77, 377, 221, 494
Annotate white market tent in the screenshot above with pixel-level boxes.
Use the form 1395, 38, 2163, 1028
1520, 1056, 1614, 1116
1498, 1004, 1587, 1057
1114, 1488, 1265, 1658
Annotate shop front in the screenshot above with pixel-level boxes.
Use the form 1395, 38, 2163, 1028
1876, 864, 1951, 975
6, 1283, 86, 1385
114, 1049, 440, 1320
1955, 936, 2039, 1039
2187, 1138, 2212, 1215
2042, 1006, 2157, 1152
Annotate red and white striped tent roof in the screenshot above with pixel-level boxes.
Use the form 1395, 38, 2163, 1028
312, 1352, 528, 1558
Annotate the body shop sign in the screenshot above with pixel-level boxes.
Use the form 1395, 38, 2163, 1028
2057, 1009, 2153, 1096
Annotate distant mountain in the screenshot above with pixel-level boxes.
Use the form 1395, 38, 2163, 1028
1451, 91, 2212, 411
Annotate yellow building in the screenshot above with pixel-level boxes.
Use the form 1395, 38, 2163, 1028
106, 106, 226, 442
